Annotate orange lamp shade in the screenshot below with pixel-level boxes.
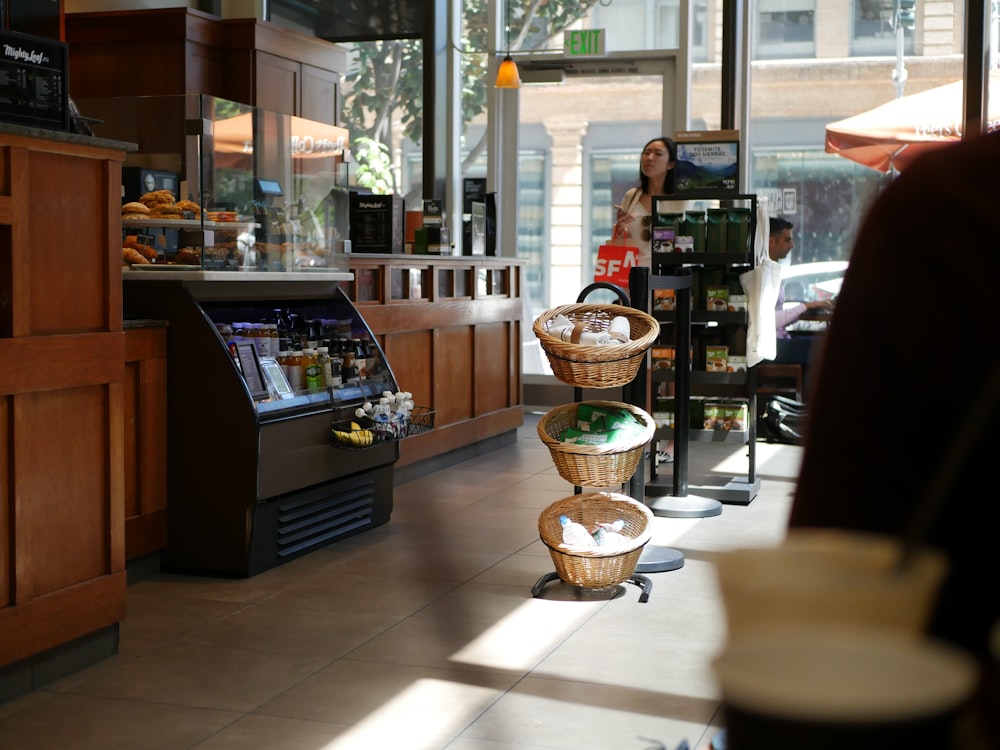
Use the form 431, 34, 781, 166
495, 56, 521, 89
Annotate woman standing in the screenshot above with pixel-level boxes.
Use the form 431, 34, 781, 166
612, 136, 686, 269
612, 136, 685, 464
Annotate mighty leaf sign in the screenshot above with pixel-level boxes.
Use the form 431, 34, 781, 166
564, 29, 606, 57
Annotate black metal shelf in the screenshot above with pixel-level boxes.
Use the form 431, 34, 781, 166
651, 371, 750, 386
630, 192, 761, 507
654, 427, 749, 444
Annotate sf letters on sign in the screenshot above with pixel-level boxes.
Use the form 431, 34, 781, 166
594, 244, 637, 287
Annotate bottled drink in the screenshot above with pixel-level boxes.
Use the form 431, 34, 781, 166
218, 324, 238, 361
316, 346, 332, 388
248, 323, 263, 356
265, 323, 279, 358
287, 350, 304, 392
288, 313, 304, 350
302, 348, 322, 390
352, 339, 367, 379
277, 350, 291, 380
327, 343, 343, 387
560, 515, 597, 549
275, 308, 293, 352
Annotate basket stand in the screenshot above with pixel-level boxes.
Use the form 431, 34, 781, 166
530, 281, 683, 602
531, 570, 653, 602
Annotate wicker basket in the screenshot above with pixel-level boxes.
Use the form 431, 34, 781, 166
538, 492, 653, 588
533, 303, 659, 388
537, 400, 655, 487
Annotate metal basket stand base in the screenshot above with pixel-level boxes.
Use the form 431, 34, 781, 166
635, 545, 686, 574
530, 570, 654, 603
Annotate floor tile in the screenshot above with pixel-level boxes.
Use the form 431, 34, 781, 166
0, 691, 241, 750
4, 408, 807, 750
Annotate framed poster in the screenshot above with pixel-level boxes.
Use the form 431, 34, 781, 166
673, 130, 741, 198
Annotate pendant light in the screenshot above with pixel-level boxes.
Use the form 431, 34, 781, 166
495, 0, 520, 88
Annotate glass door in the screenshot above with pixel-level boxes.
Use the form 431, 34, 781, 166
503, 54, 688, 380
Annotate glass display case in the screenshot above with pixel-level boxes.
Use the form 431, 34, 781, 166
79, 93, 352, 273
123, 278, 401, 577
199, 287, 400, 419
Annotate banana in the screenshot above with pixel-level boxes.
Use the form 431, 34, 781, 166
333, 426, 373, 447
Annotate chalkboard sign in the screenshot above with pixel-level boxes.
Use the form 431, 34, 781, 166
0, 29, 69, 131
349, 191, 403, 253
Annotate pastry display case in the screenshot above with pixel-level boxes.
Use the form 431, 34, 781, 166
77, 93, 352, 273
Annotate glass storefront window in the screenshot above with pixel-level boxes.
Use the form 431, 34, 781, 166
594, 0, 708, 60
754, 0, 816, 59
750, 149, 887, 265
852, 0, 914, 55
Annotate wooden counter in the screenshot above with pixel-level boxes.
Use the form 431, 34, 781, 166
345, 254, 525, 468
0, 126, 131, 673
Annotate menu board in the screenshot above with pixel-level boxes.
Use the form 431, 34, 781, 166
349, 191, 403, 253
0, 29, 68, 131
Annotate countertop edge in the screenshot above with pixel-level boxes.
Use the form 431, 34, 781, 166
0, 122, 138, 152
123, 270, 354, 282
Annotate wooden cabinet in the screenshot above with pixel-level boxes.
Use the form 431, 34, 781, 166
0, 126, 130, 670
346, 255, 526, 468
123, 324, 168, 562
64, 8, 348, 125
222, 18, 346, 125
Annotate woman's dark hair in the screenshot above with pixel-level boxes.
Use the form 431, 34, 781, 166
638, 136, 677, 196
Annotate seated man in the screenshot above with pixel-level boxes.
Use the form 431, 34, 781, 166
768, 217, 833, 394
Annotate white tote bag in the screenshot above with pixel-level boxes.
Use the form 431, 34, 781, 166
740, 197, 780, 367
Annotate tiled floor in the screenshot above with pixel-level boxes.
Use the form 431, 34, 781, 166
0, 416, 801, 750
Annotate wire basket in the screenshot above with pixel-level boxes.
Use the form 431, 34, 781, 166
538, 492, 653, 588
537, 400, 655, 487
533, 303, 659, 388
330, 406, 435, 449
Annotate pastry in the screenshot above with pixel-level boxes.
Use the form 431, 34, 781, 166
175, 247, 202, 265
149, 203, 183, 218
140, 189, 176, 207
175, 199, 201, 215
122, 247, 149, 265
122, 201, 149, 214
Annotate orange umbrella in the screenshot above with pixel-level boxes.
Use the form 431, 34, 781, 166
825, 71, 999, 173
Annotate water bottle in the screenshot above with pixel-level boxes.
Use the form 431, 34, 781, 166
593, 519, 629, 548
560, 515, 597, 549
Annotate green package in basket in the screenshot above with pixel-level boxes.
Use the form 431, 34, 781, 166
576, 404, 641, 433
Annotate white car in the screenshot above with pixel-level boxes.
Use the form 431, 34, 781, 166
780, 260, 848, 309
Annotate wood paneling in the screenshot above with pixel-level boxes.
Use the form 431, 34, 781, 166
65, 9, 348, 126
382, 330, 433, 413
254, 51, 299, 118
348, 256, 526, 468
474, 322, 512, 416
434, 326, 475, 424
123, 326, 168, 560
301, 64, 339, 125
0, 130, 128, 670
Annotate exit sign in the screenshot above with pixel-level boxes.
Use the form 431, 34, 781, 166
564, 29, 606, 56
